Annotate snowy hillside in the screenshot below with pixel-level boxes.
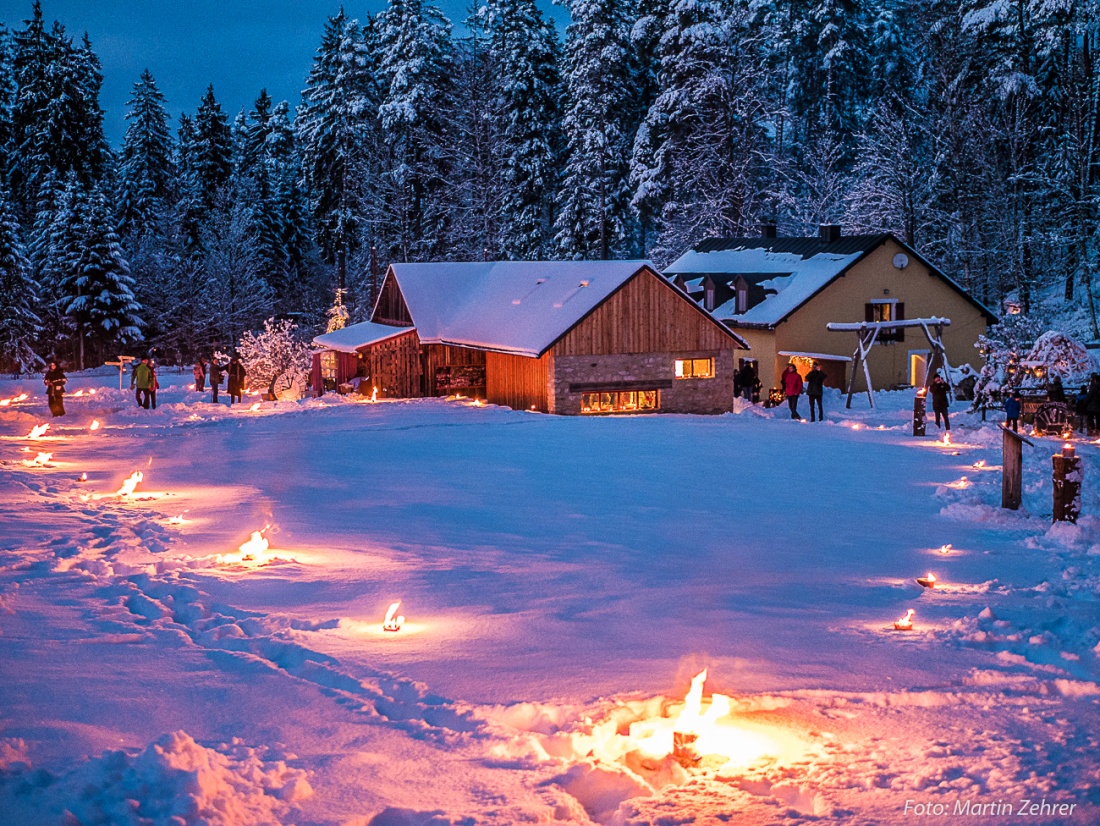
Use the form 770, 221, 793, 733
1, 376, 1098, 824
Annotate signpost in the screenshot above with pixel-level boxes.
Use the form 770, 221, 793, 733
104, 356, 137, 391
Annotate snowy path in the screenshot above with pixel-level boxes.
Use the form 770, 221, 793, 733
0, 379, 1097, 824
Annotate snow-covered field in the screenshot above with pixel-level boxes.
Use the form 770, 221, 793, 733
1, 373, 1098, 825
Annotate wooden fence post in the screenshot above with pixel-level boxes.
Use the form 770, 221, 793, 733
914, 390, 927, 437
1053, 443, 1082, 523
1001, 426, 1034, 510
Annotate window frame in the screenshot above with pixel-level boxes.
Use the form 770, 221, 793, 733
580, 389, 660, 414
674, 357, 715, 380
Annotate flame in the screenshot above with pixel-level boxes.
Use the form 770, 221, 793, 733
0, 393, 29, 406
88, 388, 96, 395
973, 459, 986, 469
72, 389, 85, 397
237, 531, 269, 561
474, 399, 484, 407
383, 601, 405, 632
371, 386, 378, 402
850, 423, 861, 430
27, 423, 49, 439
894, 609, 915, 630
939, 544, 952, 555
116, 471, 143, 497
917, 388, 927, 398
941, 432, 952, 446
248, 402, 261, 412
90, 419, 101, 431
22, 451, 52, 467
79, 472, 87, 482
167, 515, 188, 525
946, 476, 970, 489
620, 670, 778, 770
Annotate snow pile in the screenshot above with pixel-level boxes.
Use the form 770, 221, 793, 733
0, 731, 311, 826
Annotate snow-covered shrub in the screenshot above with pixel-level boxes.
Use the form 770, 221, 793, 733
971, 313, 1043, 410
237, 318, 312, 393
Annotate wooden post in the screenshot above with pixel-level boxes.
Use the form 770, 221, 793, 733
1000, 426, 1033, 510
913, 390, 927, 436
1053, 444, 1082, 523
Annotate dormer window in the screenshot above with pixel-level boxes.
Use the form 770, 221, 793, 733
704, 285, 715, 311
737, 285, 747, 314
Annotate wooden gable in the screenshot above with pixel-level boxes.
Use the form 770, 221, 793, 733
550, 267, 742, 357
373, 268, 414, 327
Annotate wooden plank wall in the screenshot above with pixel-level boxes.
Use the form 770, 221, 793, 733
373, 270, 413, 326
365, 331, 422, 397
486, 351, 551, 412
553, 269, 735, 356
421, 345, 486, 396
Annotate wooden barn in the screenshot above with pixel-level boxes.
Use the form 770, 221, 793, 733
312, 261, 748, 414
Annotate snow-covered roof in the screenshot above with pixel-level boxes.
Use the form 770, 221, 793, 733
312, 320, 412, 353
384, 261, 743, 357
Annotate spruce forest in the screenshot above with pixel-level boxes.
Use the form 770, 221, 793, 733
0, 0, 1098, 373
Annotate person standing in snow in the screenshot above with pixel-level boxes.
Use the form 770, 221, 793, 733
149, 360, 159, 410
44, 360, 66, 417
736, 362, 757, 402
227, 355, 246, 405
1075, 384, 1089, 432
1085, 374, 1100, 434
132, 356, 154, 409
1004, 391, 1021, 433
930, 373, 951, 431
1047, 375, 1066, 404
209, 356, 223, 404
781, 363, 803, 420
193, 360, 206, 392
805, 361, 826, 422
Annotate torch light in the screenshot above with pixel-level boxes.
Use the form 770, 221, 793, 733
22, 451, 52, 467
973, 459, 986, 469
248, 402, 261, 412
90, 419, 101, 431
939, 544, 952, 555
894, 609, 915, 631
941, 432, 951, 446
78, 472, 87, 482
371, 386, 379, 402
383, 601, 405, 632
116, 471, 143, 497
916, 573, 937, 588
1062, 442, 1075, 459
27, 423, 49, 439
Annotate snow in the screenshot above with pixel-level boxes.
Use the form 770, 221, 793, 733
312, 319, 413, 353
666, 246, 862, 326
1, 375, 1099, 824
390, 260, 660, 356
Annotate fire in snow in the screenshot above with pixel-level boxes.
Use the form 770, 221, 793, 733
916, 573, 937, 588
21, 451, 52, 467
0, 392, 28, 406
116, 471, 143, 497
894, 609, 915, 631
216, 531, 274, 566
249, 403, 261, 412
383, 601, 405, 632
26, 423, 49, 439
90, 420, 101, 431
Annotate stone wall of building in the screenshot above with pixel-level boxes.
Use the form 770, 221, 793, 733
551, 349, 736, 415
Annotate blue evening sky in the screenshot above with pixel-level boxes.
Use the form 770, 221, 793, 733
0, 1, 568, 146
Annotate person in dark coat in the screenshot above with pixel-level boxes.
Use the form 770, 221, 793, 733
805, 361, 826, 422
209, 357, 223, 404
736, 362, 757, 402
1004, 391, 1021, 433
227, 356, 246, 405
1085, 374, 1100, 434
149, 360, 159, 410
1075, 385, 1089, 432
781, 363, 803, 420
1048, 375, 1066, 403
929, 373, 951, 431
44, 360, 66, 417
193, 360, 206, 392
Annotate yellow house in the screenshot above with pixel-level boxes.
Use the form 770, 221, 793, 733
665, 226, 997, 394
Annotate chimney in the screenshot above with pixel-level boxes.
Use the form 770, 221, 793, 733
819, 224, 842, 243
759, 223, 777, 239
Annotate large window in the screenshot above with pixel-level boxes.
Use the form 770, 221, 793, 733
320, 351, 338, 390
866, 300, 905, 342
581, 390, 659, 414
674, 358, 714, 379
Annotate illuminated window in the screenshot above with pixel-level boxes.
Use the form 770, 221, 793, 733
580, 390, 659, 414
674, 358, 714, 379
870, 301, 894, 323
320, 351, 337, 382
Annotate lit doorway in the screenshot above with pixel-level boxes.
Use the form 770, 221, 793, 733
909, 351, 930, 387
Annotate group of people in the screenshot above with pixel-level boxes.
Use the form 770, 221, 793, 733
192, 355, 247, 404
130, 356, 159, 409
780, 362, 828, 422
1002, 374, 1100, 434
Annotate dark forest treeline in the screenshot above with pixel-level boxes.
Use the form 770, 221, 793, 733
0, 0, 1098, 371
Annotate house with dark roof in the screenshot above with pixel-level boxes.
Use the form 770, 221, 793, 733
666, 225, 997, 394
311, 260, 748, 414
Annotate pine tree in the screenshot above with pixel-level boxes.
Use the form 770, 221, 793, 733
0, 188, 41, 372
118, 69, 172, 237
555, 0, 636, 260
297, 10, 376, 292
192, 85, 232, 211
483, 0, 560, 259
376, 0, 454, 262
58, 186, 143, 368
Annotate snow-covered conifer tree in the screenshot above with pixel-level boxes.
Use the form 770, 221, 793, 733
554, 0, 636, 260
0, 188, 41, 372
192, 85, 233, 211
118, 69, 172, 237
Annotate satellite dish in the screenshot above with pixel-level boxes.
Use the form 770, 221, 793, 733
893, 253, 910, 270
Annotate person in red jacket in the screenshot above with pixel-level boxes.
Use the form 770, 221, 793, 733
781, 363, 804, 420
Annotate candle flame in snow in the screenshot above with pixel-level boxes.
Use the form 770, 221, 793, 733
116, 471, 143, 497
939, 544, 952, 555
946, 476, 970, 489
917, 573, 937, 588
90, 419, 101, 431
383, 601, 405, 632
248, 402, 261, 412
0, 393, 29, 406
79, 472, 87, 482
72, 389, 84, 397
22, 451, 52, 467
216, 530, 272, 566
894, 609, 915, 630
88, 388, 96, 395
168, 515, 188, 525
27, 423, 49, 439
973, 459, 986, 469
371, 386, 378, 402
941, 432, 952, 446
